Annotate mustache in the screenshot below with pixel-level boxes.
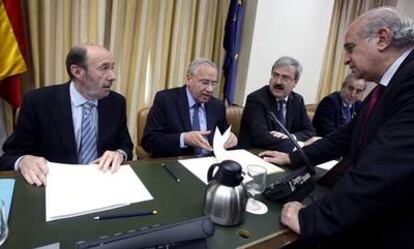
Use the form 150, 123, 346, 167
272, 83, 284, 90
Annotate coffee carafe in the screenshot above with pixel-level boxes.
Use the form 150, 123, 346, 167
203, 160, 248, 226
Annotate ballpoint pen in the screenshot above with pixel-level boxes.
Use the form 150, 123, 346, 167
93, 210, 158, 220
162, 163, 181, 182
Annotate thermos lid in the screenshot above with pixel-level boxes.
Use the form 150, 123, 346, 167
214, 160, 243, 187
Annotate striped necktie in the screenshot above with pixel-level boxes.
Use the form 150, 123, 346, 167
191, 103, 203, 155
276, 100, 286, 127
79, 102, 97, 164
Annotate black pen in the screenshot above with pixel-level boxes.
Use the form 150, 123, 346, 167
93, 210, 158, 220
162, 163, 181, 182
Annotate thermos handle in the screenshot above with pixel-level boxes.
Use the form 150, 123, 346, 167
207, 163, 219, 182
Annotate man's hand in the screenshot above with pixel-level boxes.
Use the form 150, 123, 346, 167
270, 131, 288, 139
259, 150, 291, 165
303, 136, 322, 147
224, 132, 238, 149
91, 150, 124, 173
281, 201, 304, 234
18, 155, 49, 187
183, 131, 212, 151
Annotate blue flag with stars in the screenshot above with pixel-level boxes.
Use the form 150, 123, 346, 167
222, 0, 244, 104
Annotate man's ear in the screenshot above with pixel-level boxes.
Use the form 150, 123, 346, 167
376, 27, 392, 51
70, 65, 84, 80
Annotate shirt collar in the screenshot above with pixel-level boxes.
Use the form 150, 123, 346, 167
379, 48, 412, 87
186, 87, 205, 109
70, 81, 98, 107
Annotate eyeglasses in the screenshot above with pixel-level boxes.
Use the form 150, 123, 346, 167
344, 42, 357, 54
270, 72, 294, 83
193, 77, 218, 89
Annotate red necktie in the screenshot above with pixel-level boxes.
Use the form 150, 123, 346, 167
359, 85, 384, 144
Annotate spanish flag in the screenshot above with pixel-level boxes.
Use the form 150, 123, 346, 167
0, 0, 27, 109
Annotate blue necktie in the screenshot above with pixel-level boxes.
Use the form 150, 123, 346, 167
276, 100, 286, 127
79, 102, 97, 164
191, 103, 203, 155
343, 105, 352, 124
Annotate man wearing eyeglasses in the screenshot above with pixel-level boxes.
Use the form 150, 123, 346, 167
312, 73, 366, 136
239, 56, 315, 152
141, 58, 237, 157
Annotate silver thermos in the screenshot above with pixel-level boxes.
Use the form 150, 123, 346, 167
204, 160, 248, 226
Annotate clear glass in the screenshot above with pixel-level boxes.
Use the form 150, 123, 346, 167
245, 165, 267, 213
0, 200, 8, 246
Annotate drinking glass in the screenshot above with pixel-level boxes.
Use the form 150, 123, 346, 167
0, 200, 8, 246
245, 165, 268, 214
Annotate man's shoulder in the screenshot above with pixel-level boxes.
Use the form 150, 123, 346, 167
155, 86, 184, 99
290, 91, 305, 102
24, 82, 69, 101
320, 92, 340, 104
246, 85, 270, 102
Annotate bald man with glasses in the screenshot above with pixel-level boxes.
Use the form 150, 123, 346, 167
141, 58, 237, 157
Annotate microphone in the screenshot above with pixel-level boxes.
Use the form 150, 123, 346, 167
262, 111, 315, 203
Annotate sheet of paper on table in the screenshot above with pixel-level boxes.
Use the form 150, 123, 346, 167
46, 162, 153, 222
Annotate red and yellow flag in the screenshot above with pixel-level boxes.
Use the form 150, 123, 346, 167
0, 0, 27, 109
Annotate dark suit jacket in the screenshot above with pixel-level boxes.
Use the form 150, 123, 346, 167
312, 92, 362, 136
0, 82, 133, 170
290, 51, 414, 248
141, 86, 229, 157
238, 86, 315, 152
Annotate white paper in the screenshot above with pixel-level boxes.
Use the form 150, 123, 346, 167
315, 160, 339, 171
179, 149, 284, 184
46, 162, 153, 222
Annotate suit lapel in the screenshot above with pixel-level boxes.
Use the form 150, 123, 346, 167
285, 93, 294, 130
51, 83, 78, 161
177, 86, 192, 131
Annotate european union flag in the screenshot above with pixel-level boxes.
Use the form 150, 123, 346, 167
223, 0, 244, 104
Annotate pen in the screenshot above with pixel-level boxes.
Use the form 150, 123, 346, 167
162, 163, 181, 182
93, 210, 158, 220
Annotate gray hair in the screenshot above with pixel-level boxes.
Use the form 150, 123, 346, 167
187, 58, 217, 76
358, 7, 414, 49
271, 56, 303, 81
342, 73, 366, 90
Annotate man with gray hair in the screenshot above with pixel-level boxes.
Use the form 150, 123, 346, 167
313, 73, 366, 136
142, 58, 237, 157
239, 56, 315, 152
261, 7, 414, 248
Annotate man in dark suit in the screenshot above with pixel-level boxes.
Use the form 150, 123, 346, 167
239, 56, 315, 152
260, 7, 414, 248
141, 58, 237, 157
312, 74, 366, 136
0, 44, 133, 186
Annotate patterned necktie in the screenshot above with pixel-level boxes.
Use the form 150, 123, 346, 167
79, 102, 97, 164
343, 105, 352, 124
276, 100, 286, 127
191, 103, 203, 155
359, 85, 384, 145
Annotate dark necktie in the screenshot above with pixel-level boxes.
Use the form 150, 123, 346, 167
79, 102, 97, 164
276, 100, 286, 127
359, 85, 384, 144
343, 105, 352, 124
191, 103, 203, 155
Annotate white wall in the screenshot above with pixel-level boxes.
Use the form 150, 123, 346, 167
234, 0, 334, 105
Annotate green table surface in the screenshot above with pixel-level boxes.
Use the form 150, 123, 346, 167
1, 158, 328, 249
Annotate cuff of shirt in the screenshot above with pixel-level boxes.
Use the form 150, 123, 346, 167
14, 155, 26, 171
116, 149, 128, 162
179, 133, 187, 148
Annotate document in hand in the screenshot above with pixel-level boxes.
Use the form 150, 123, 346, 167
46, 162, 153, 222
178, 127, 284, 184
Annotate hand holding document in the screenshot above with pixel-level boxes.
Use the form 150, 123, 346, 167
46, 162, 153, 221
179, 127, 284, 184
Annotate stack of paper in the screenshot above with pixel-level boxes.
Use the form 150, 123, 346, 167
46, 163, 153, 222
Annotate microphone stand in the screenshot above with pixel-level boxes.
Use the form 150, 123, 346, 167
262, 112, 315, 203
